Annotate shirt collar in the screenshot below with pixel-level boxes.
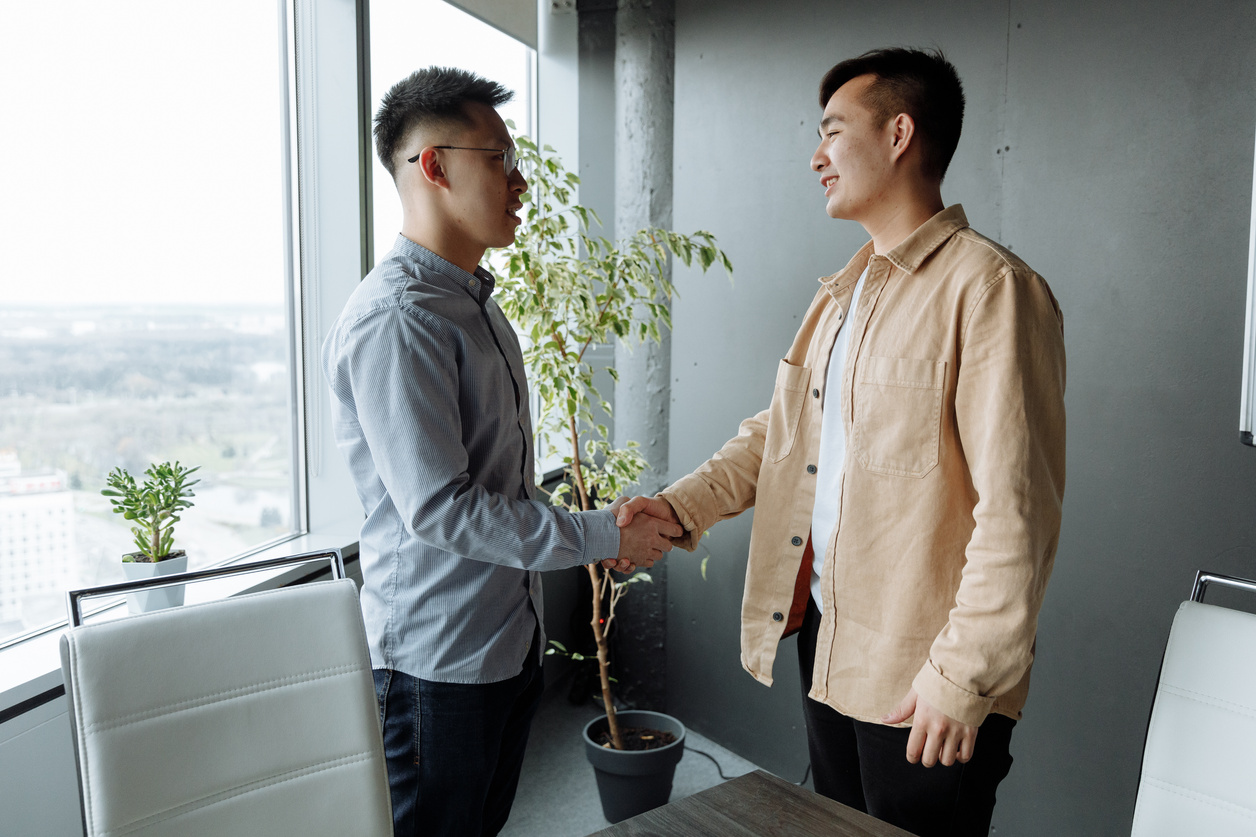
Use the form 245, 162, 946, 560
885, 204, 969, 273
392, 234, 497, 306
819, 204, 970, 291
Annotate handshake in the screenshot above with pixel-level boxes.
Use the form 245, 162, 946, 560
599, 495, 684, 574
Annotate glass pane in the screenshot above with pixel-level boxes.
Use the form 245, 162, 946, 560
0, 1, 294, 643
364, 0, 540, 470
369, 0, 534, 265
368, 1, 552, 472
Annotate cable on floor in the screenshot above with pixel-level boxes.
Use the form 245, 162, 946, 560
683, 745, 735, 781
684, 745, 812, 787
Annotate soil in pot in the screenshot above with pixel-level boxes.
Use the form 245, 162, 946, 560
593, 726, 678, 750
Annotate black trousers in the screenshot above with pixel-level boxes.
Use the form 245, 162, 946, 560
797, 598, 1016, 837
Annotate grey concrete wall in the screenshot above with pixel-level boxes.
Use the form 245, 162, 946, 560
664, 0, 1256, 833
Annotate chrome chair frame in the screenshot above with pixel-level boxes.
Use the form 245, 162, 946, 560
64, 548, 345, 626
1189, 569, 1256, 603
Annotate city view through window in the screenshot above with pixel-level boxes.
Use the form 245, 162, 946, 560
0, 2, 293, 642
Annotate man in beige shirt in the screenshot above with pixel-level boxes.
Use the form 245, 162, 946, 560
616, 48, 1065, 835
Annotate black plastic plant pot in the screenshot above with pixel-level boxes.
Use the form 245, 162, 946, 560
582, 709, 687, 823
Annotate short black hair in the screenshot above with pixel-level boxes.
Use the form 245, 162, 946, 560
373, 66, 513, 178
819, 48, 965, 182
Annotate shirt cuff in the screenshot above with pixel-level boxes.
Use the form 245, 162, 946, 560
578, 508, 621, 565
911, 660, 995, 728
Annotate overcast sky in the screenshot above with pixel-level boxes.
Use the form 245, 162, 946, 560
0, 1, 530, 307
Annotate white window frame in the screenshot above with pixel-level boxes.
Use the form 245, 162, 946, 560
1239, 123, 1256, 446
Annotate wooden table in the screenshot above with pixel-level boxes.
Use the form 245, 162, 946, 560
586, 769, 915, 837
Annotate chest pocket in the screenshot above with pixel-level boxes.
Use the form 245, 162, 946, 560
764, 359, 812, 463
852, 356, 945, 478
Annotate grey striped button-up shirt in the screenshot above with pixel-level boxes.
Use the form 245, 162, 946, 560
322, 236, 620, 684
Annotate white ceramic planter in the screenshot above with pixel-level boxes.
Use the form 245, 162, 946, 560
120, 550, 189, 614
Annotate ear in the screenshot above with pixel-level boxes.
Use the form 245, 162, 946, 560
414, 147, 450, 188
887, 113, 916, 165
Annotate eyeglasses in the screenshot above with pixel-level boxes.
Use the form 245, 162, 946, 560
408, 145, 518, 175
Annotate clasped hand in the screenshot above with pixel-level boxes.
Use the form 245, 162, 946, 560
599, 495, 683, 574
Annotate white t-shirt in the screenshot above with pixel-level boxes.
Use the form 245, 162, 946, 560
810, 267, 867, 613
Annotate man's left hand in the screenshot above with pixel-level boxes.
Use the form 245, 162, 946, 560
882, 689, 977, 768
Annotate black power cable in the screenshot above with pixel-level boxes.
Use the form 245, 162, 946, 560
684, 745, 735, 781
684, 745, 813, 787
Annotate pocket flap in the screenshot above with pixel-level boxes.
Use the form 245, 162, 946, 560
775, 359, 812, 392
858, 356, 945, 390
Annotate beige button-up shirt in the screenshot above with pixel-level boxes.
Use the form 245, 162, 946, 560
661, 205, 1066, 727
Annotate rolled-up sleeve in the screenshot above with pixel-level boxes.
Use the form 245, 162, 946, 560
912, 267, 1066, 726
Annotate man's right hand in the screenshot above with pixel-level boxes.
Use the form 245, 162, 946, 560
600, 496, 683, 573
613, 495, 681, 530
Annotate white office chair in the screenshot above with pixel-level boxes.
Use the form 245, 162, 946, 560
1131, 570, 1256, 836
60, 550, 393, 837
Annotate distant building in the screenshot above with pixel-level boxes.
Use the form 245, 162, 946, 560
0, 450, 74, 630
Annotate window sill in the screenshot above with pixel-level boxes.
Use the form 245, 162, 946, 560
0, 528, 361, 725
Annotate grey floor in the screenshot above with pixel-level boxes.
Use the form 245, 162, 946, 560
500, 673, 762, 837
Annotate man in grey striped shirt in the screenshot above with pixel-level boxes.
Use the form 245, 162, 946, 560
322, 67, 681, 837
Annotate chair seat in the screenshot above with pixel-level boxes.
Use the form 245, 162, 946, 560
61, 578, 392, 837
1131, 600, 1256, 836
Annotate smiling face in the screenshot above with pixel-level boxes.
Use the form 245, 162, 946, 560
810, 74, 898, 223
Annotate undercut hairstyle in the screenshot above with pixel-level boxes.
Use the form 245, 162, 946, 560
373, 66, 513, 178
819, 48, 965, 182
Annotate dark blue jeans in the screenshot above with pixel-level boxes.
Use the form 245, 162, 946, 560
798, 598, 1016, 837
373, 651, 543, 837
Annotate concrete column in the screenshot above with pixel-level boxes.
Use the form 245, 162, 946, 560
612, 0, 674, 712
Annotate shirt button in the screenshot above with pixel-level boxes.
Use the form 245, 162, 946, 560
812, 389, 820, 398
772, 612, 784, 622
791, 536, 802, 546
806, 464, 817, 474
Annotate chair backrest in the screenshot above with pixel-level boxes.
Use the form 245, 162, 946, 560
1131, 594, 1256, 835
60, 577, 393, 837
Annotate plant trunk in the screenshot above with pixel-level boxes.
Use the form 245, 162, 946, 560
587, 564, 625, 750
570, 415, 625, 750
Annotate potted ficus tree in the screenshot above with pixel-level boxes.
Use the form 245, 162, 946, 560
492, 135, 731, 823
101, 460, 200, 613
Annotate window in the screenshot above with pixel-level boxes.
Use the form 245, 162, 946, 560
368, 0, 535, 266
0, 1, 296, 645
367, 0, 546, 466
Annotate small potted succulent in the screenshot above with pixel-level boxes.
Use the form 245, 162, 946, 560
493, 134, 731, 822
101, 461, 200, 613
